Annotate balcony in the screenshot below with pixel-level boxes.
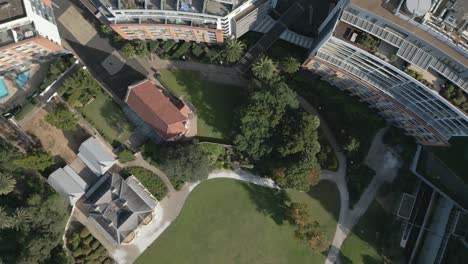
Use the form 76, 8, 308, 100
0, 23, 37, 49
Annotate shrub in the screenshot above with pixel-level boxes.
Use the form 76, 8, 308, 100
83, 235, 94, 245
118, 149, 135, 163
90, 239, 101, 250
45, 107, 78, 131
172, 42, 192, 58
162, 40, 176, 52
191, 44, 204, 57
125, 167, 168, 200
79, 228, 90, 238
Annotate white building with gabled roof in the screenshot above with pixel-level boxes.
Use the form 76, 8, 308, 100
47, 165, 88, 206
78, 137, 116, 176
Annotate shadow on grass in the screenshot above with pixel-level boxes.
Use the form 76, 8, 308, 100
241, 182, 291, 225
159, 70, 244, 140
307, 181, 340, 221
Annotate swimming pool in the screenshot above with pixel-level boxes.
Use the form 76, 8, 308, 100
0, 78, 9, 99
16, 70, 30, 89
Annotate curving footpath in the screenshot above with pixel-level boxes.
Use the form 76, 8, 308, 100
299, 97, 401, 264
104, 155, 281, 264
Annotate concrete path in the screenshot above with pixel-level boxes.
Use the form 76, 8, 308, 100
299, 97, 401, 264
78, 151, 280, 264
119, 153, 176, 194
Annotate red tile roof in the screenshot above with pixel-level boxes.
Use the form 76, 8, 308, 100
126, 79, 188, 140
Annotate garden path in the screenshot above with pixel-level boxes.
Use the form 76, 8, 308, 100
299, 97, 400, 264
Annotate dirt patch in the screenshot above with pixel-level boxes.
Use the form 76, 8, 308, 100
23, 108, 90, 163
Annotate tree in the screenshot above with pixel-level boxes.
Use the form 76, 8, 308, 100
251, 56, 275, 80
234, 82, 299, 159
45, 107, 78, 131
276, 112, 320, 157
14, 151, 55, 171
134, 40, 149, 58
225, 39, 245, 63
281, 57, 301, 74
62, 69, 100, 107
147, 142, 210, 183
288, 203, 327, 251
121, 43, 136, 58
11, 208, 33, 231
0, 206, 13, 229
0, 173, 16, 195
344, 137, 360, 153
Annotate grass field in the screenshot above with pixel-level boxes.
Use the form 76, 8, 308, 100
81, 90, 133, 144
340, 201, 403, 263
158, 69, 243, 141
137, 179, 340, 264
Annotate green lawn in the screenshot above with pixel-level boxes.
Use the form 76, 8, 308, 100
137, 179, 339, 264
340, 201, 404, 263
158, 69, 243, 141
81, 90, 133, 144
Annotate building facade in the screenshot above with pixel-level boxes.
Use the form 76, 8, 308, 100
304, 0, 468, 146
0, 0, 66, 73
87, 0, 275, 43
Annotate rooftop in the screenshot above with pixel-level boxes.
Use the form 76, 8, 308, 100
126, 79, 189, 140
350, 0, 468, 67
100, 0, 247, 16
0, 0, 27, 25
48, 165, 88, 206
78, 137, 116, 176
80, 172, 157, 244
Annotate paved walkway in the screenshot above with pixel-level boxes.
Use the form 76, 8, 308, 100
299, 97, 401, 264
119, 153, 176, 194
76, 151, 280, 264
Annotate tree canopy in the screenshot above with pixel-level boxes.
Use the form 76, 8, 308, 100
233, 81, 321, 190
225, 39, 246, 63
143, 142, 210, 184
0, 140, 69, 263
14, 151, 55, 172
45, 107, 78, 131
0, 173, 16, 195
251, 56, 275, 80
281, 57, 301, 74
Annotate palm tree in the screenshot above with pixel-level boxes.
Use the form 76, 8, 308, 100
12, 208, 33, 231
0, 173, 16, 195
251, 56, 275, 80
225, 39, 246, 63
0, 206, 13, 229
281, 57, 301, 74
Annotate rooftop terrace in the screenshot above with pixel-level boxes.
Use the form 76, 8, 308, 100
0, 22, 37, 48
100, 0, 246, 16
350, 0, 468, 67
0, 0, 27, 24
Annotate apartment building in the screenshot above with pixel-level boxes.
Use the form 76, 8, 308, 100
86, 0, 275, 43
0, 0, 66, 73
304, 0, 468, 146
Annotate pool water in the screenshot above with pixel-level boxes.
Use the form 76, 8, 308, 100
16, 70, 30, 89
0, 78, 9, 99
